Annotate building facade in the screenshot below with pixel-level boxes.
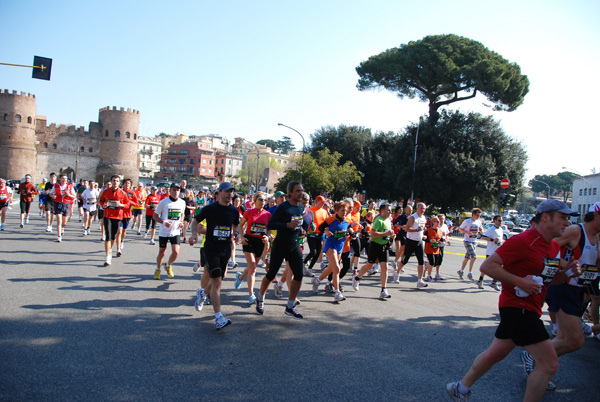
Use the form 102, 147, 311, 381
572, 173, 600, 217
159, 141, 216, 182
138, 136, 163, 178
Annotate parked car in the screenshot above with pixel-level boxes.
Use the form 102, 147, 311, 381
477, 223, 511, 240
509, 227, 527, 237
504, 220, 515, 230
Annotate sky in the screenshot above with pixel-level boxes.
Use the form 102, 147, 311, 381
2, 0, 598, 182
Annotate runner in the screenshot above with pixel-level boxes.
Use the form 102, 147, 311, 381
18, 174, 38, 228
48, 174, 77, 242
144, 186, 161, 245
477, 215, 504, 290
44, 173, 57, 232
457, 208, 484, 281
0, 178, 13, 231
303, 195, 328, 277
75, 179, 88, 223
181, 189, 196, 243
519, 201, 600, 388
312, 200, 353, 302
256, 181, 305, 318
37, 178, 47, 217
117, 178, 139, 256
235, 191, 271, 304
349, 200, 363, 274
446, 199, 579, 401
393, 202, 429, 288
392, 205, 412, 268
132, 183, 147, 235
189, 182, 240, 330
352, 203, 396, 299
81, 181, 100, 236
99, 175, 129, 265
423, 218, 443, 282
152, 183, 186, 279
436, 213, 451, 280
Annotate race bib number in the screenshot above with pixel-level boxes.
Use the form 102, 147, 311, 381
107, 200, 118, 209
87, 198, 96, 205
213, 226, 232, 239
333, 229, 348, 240
0, 194, 6, 200
291, 215, 303, 230
540, 257, 560, 283
578, 265, 599, 286
250, 223, 267, 236
167, 208, 182, 220
299, 233, 306, 244
431, 241, 439, 249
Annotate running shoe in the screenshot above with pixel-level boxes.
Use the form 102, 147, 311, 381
303, 266, 315, 277
551, 326, 557, 338
231, 262, 238, 269
257, 261, 266, 268
581, 321, 593, 335
101, 234, 106, 241
165, 265, 174, 278
334, 291, 346, 302
424, 275, 433, 282
446, 382, 471, 401
248, 293, 257, 305
25, 217, 29, 224
476, 280, 483, 289
149, 239, 155, 245
56, 236, 62, 243
274, 282, 283, 298
46, 226, 51, 232
467, 272, 474, 281
490, 282, 500, 291
83, 228, 87, 236
352, 275, 360, 291
192, 262, 201, 272
215, 316, 232, 331
520, 350, 535, 376
137, 231, 141, 235
379, 289, 391, 299
320, 261, 327, 269
457, 270, 464, 279
546, 381, 556, 391
154, 269, 161, 280
256, 300, 264, 315
20, 224, 24, 228
311, 277, 320, 294
393, 271, 400, 284
435, 274, 444, 281
104, 255, 112, 266
144, 231, 148, 239
417, 280, 428, 288
235, 272, 243, 289
195, 288, 206, 311
324, 283, 334, 293
285, 306, 303, 319
389, 261, 397, 269
116, 249, 122, 257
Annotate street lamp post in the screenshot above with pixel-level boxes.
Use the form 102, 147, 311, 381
409, 118, 421, 205
531, 178, 551, 199
277, 123, 305, 182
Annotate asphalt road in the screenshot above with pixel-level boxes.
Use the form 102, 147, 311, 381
1, 208, 599, 401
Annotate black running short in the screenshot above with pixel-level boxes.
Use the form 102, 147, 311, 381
367, 241, 388, 264
158, 235, 180, 248
242, 234, 265, 259
205, 253, 229, 279
546, 283, 586, 317
495, 307, 549, 346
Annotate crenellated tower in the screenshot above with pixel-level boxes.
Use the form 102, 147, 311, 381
0, 89, 38, 180
95, 106, 140, 183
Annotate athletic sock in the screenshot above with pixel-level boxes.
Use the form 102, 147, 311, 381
257, 294, 264, 302
458, 381, 470, 395
215, 312, 223, 319
286, 299, 294, 309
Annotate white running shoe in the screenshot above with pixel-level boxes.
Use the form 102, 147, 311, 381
195, 288, 206, 311
104, 255, 112, 266
56, 236, 62, 243
476, 280, 483, 289
334, 291, 346, 302
215, 316, 232, 331
467, 272, 474, 281
424, 275, 433, 282
457, 270, 464, 279
274, 282, 283, 298
389, 261, 397, 269
46, 226, 52, 232
393, 271, 400, 284
150, 239, 155, 245
434, 274, 444, 281
144, 231, 148, 239
417, 280, 428, 288
352, 275, 360, 291
320, 261, 327, 269
311, 277, 320, 294
379, 289, 391, 299
192, 262, 201, 273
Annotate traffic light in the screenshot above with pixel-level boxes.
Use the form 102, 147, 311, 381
499, 193, 508, 208
506, 194, 516, 206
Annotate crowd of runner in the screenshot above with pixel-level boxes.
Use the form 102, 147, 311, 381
1, 174, 599, 401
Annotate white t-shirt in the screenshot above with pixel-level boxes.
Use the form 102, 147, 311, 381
460, 218, 482, 244
406, 212, 426, 242
483, 225, 504, 256
154, 196, 186, 238
439, 223, 449, 248
81, 188, 100, 210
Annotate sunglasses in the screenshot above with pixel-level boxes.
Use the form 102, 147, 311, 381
256, 198, 265, 201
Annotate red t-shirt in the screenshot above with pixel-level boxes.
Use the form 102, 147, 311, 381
145, 194, 161, 216
18, 183, 38, 202
424, 227, 442, 255
121, 189, 138, 219
99, 187, 128, 220
496, 228, 561, 316
243, 207, 271, 238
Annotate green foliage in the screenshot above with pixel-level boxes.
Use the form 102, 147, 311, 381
356, 34, 529, 122
275, 149, 361, 200
529, 171, 579, 202
277, 136, 295, 154
257, 139, 278, 152
239, 157, 282, 189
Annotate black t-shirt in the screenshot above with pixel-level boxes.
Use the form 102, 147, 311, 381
267, 200, 305, 244
394, 213, 408, 236
194, 201, 240, 257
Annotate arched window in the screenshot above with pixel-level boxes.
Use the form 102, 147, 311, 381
52, 143, 57, 149
15, 114, 21, 122
89, 147, 93, 152
115, 130, 121, 138
126, 132, 130, 139
105, 130, 109, 137
43, 142, 48, 148
3, 114, 7, 121
27, 116, 32, 124
134, 133, 137, 140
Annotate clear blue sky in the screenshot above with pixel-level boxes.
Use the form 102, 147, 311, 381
2, 0, 599, 182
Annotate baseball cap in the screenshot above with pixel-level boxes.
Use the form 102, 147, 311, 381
217, 182, 234, 192
0, 178, 5, 183
315, 195, 325, 202
170, 183, 181, 189
353, 200, 362, 208
589, 202, 600, 213
535, 199, 579, 216
274, 191, 285, 198
150, 186, 157, 190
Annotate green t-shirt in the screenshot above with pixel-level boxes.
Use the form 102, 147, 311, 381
371, 215, 392, 245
